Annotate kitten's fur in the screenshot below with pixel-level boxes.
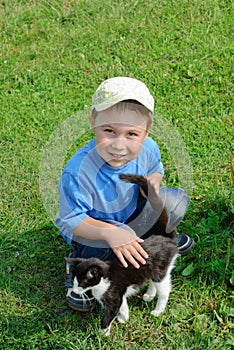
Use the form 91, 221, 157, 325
66, 174, 178, 336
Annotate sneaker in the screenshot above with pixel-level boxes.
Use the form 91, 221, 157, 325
66, 288, 96, 312
177, 233, 195, 255
65, 253, 96, 312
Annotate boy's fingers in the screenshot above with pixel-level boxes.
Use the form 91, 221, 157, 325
133, 240, 148, 259
113, 242, 148, 269
121, 249, 141, 269
130, 246, 148, 267
135, 239, 149, 256
113, 249, 128, 268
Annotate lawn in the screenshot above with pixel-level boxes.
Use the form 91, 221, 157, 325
0, 0, 233, 349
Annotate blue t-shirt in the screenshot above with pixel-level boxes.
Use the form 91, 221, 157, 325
56, 136, 164, 245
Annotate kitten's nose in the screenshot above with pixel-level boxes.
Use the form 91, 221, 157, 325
72, 277, 86, 294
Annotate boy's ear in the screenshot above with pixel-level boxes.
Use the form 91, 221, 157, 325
89, 115, 95, 130
143, 130, 149, 141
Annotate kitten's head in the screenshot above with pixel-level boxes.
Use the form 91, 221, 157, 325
65, 257, 110, 289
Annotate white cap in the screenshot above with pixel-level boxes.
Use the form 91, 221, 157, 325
92, 77, 154, 113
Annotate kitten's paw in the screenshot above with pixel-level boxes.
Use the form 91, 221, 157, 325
117, 314, 129, 324
99, 327, 111, 337
151, 309, 163, 317
143, 293, 155, 302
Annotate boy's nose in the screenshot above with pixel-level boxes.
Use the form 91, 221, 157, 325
111, 137, 125, 150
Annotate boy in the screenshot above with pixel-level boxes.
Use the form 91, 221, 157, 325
56, 77, 195, 311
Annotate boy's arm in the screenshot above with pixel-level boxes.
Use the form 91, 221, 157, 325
70, 217, 148, 269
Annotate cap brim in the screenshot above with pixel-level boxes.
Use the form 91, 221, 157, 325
93, 95, 154, 113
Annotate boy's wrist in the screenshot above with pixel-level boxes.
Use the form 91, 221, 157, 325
103, 226, 137, 249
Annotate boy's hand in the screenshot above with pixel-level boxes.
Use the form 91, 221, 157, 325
104, 227, 148, 269
71, 216, 149, 269
112, 237, 148, 269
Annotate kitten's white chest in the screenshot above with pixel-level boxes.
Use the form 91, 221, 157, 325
91, 277, 111, 305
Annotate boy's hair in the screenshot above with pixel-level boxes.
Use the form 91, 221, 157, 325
92, 100, 153, 129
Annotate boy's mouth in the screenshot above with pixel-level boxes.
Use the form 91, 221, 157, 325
109, 153, 126, 160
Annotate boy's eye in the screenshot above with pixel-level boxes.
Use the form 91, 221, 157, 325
104, 128, 114, 133
128, 132, 138, 137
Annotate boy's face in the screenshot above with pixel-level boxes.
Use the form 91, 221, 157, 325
89, 108, 149, 168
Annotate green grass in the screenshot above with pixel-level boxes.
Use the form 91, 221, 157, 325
0, 0, 233, 349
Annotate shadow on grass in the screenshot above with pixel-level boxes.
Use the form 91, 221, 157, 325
0, 224, 101, 349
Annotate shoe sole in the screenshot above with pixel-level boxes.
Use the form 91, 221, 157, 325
66, 300, 96, 312
179, 239, 195, 256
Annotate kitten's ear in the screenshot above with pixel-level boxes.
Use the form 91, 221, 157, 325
65, 257, 84, 266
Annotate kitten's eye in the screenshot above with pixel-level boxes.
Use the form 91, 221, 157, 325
87, 270, 94, 279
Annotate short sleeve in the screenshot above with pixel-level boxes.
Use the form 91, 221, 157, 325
57, 172, 90, 230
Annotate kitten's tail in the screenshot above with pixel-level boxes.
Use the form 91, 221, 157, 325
119, 174, 175, 239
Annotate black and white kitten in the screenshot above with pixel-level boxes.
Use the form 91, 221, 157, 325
66, 174, 179, 336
